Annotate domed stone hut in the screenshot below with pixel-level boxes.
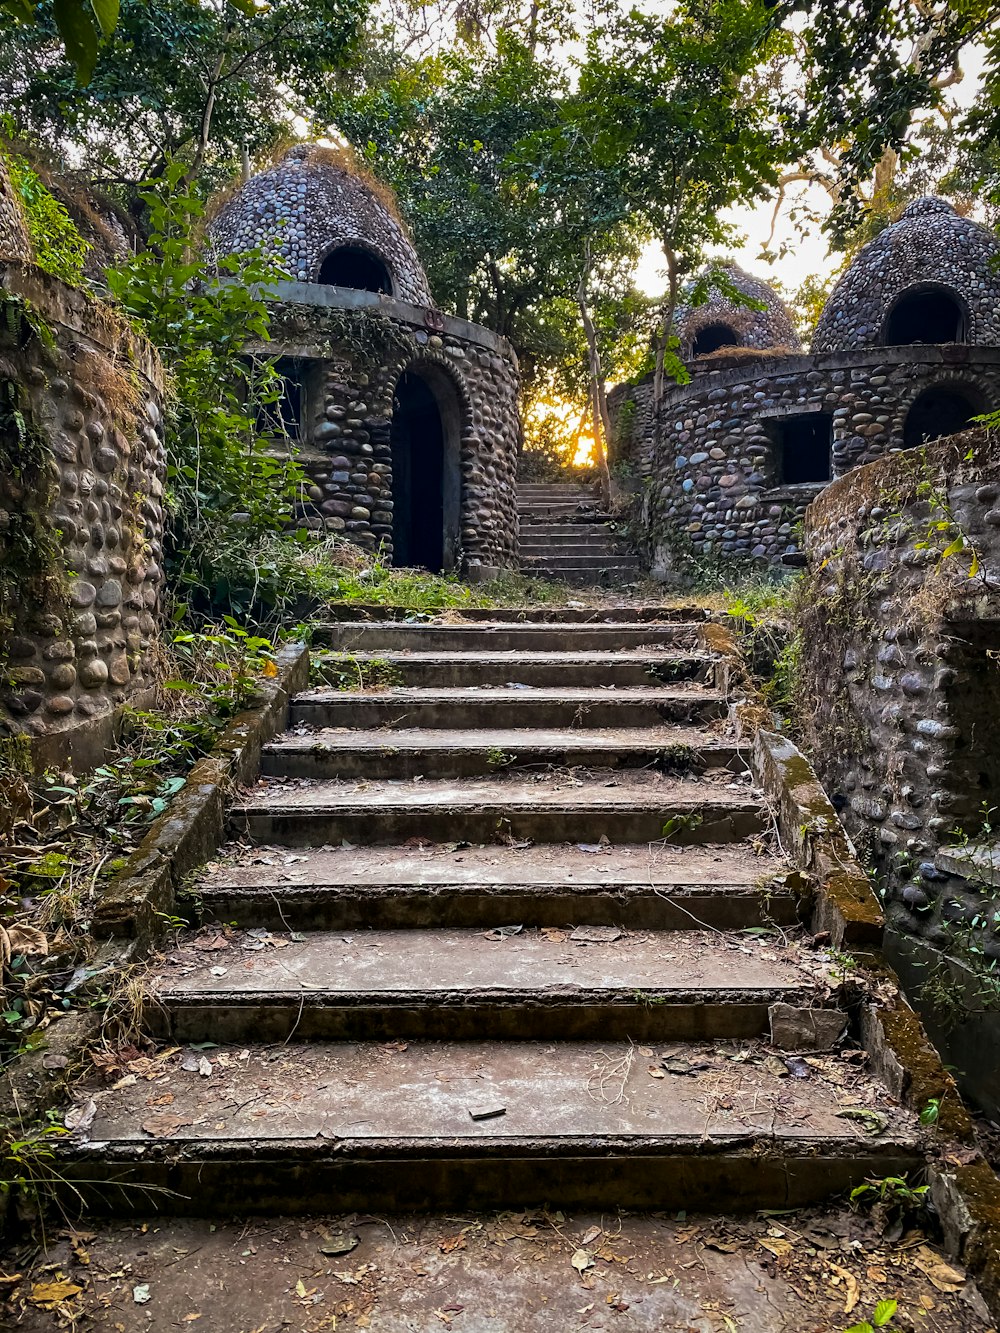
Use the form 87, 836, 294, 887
677, 262, 801, 360
209, 144, 520, 576
611, 203, 1000, 571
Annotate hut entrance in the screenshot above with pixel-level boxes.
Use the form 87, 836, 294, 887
390, 367, 461, 572
885, 287, 967, 345
318, 245, 392, 294
903, 386, 980, 449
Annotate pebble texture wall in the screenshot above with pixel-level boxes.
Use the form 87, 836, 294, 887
266, 288, 520, 570
800, 431, 1000, 1111
813, 198, 1000, 352
209, 146, 434, 306
0, 262, 165, 755
676, 262, 801, 359
0, 156, 31, 263
612, 348, 1000, 569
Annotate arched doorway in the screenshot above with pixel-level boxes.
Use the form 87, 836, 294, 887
884, 286, 967, 345
318, 245, 393, 294
692, 323, 740, 356
903, 385, 981, 449
390, 366, 461, 572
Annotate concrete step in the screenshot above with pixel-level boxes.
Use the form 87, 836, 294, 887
311, 622, 702, 651
521, 553, 642, 570
310, 648, 715, 689
289, 684, 726, 730
518, 484, 597, 498
525, 565, 646, 587
517, 522, 616, 539
144, 928, 836, 1042
228, 773, 764, 846
262, 725, 739, 780
62, 1038, 920, 1213
519, 503, 608, 519
197, 844, 800, 931
519, 541, 623, 556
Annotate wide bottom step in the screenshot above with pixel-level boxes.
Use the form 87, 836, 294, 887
63, 1039, 920, 1214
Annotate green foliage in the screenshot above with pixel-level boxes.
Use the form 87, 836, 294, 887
0, 0, 118, 83
104, 163, 308, 595
0, 133, 89, 283
843, 1300, 898, 1333
0, 0, 366, 190
167, 617, 278, 715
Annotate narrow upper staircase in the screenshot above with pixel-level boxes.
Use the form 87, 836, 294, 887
518, 482, 643, 585
68, 609, 921, 1216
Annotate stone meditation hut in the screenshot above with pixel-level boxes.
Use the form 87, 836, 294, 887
611, 199, 1000, 571
209, 144, 521, 576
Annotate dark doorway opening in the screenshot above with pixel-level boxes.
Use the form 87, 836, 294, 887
692, 322, 740, 356
773, 412, 833, 485
884, 287, 967, 345
391, 369, 461, 572
318, 245, 393, 294
255, 357, 303, 441
903, 386, 979, 449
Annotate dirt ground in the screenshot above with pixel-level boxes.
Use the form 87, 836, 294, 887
2, 1206, 995, 1333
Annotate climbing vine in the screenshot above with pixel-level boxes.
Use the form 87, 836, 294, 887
0, 132, 89, 286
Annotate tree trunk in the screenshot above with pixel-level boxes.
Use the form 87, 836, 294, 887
577, 253, 612, 508
652, 244, 680, 454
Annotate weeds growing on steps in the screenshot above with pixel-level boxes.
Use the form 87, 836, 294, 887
0, 617, 281, 1212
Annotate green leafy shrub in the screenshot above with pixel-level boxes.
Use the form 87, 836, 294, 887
0, 134, 89, 284
104, 162, 306, 597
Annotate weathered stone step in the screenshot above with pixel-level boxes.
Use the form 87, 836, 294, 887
316, 605, 705, 624
311, 622, 701, 651
521, 553, 642, 570
262, 726, 738, 780
310, 648, 714, 689
63, 1039, 920, 1214
197, 844, 800, 931
519, 540, 622, 556
517, 523, 616, 541
290, 684, 724, 730
521, 564, 645, 587
518, 484, 597, 498
229, 774, 764, 845
143, 928, 835, 1042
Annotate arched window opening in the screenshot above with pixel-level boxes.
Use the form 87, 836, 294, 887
903, 386, 980, 449
692, 323, 740, 357
884, 287, 967, 345
390, 367, 461, 572
318, 245, 393, 294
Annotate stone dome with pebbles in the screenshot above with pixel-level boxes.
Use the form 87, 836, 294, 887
209, 144, 434, 306
813, 197, 1000, 352
677, 262, 801, 360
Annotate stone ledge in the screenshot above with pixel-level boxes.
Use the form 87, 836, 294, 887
92, 642, 309, 947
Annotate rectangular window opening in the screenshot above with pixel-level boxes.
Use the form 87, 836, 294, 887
256, 357, 303, 441
773, 412, 833, 486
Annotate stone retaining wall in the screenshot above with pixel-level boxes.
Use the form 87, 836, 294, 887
265, 284, 520, 572
0, 261, 165, 761
611, 347, 1000, 572
800, 430, 1000, 1110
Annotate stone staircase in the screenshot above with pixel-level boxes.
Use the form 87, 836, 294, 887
67, 610, 921, 1216
518, 482, 643, 585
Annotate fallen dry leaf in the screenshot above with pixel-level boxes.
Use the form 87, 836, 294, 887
829, 1263, 860, 1314
580, 1225, 602, 1247
438, 1235, 466, 1254
141, 1113, 193, 1139
29, 1280, 83, 1309
571, 1249, 594, 1274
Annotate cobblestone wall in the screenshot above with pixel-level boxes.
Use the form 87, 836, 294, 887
265, 285, 520, 571
0, 263, 165, 758
611, 348, 1000, 572
800, 430, 1000, 1109
800, 430, 1000, 931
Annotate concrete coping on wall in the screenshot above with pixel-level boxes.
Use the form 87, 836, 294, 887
0, 259, 162, 389
648, 343, 1000, 407
264, 280, 516, 360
